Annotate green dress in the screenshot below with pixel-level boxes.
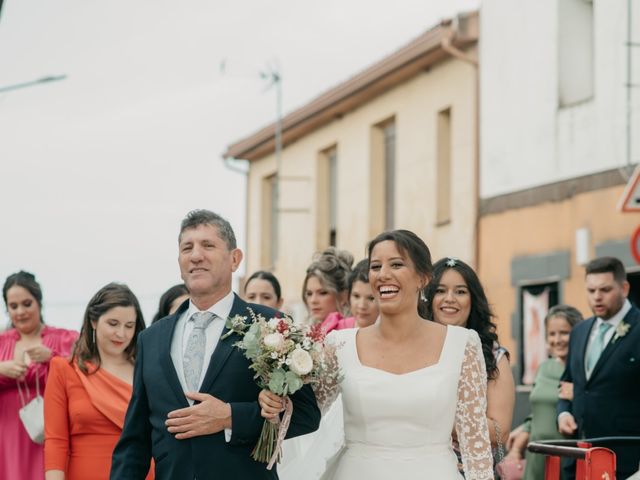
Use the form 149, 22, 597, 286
522, 358, 566, 480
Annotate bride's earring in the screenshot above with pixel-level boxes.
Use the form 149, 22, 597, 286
92, 328, 96, 345
420, 290, 427, 303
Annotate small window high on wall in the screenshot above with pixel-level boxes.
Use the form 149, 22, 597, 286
558, 0, 594, 107
436, 107, 452, 225
383, 121, 396, 230
369, 117, 396, 235
328, 148, 338, 246
316, 145, 338, 249
519, 282, 559, 384
261, 174, 278, 268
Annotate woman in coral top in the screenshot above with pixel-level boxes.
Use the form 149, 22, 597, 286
44, 283, 152, 480
0, 271, 78, 480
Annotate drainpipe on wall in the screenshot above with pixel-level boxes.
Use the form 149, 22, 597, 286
223, 156, 250, 286
440, 28, 481, 271
223, 156, 249, 175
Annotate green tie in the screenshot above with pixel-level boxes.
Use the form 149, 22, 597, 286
586, 322, 612, 377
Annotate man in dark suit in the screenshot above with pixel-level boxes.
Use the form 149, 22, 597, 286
111, 210, 320, 479
557, 256, 640, 479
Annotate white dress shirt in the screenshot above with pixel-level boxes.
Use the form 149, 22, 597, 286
170, 290, 235, 441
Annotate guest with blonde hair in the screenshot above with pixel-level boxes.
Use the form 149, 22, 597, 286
302, 247, 354, 332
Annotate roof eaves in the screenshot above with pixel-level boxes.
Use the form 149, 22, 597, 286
223, 10, 478, 162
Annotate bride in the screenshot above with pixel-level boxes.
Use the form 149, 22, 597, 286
260, 230, 494, 479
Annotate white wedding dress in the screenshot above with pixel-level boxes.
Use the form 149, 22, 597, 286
319, 325, 494, 480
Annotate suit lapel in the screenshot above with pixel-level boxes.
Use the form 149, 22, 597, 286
578, 317, 596, 382
588, 307, 639, 382
199, 294, 248, 393
159, 306, 190, 408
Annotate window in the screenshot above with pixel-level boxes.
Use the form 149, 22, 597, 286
383, 122, 396, 230
628, 271, 640, 308
316, 146, 338, 248
519, 282, 559, 384
436, 107, 452, 225
558, 0, 594, 106
328, 148, 338, 246
369, 117, 396, 235
261, 174, 278, 267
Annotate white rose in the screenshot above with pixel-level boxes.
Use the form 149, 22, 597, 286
263, 332, 285, 350
268, 318, 280, 330
288, 348, 313, 376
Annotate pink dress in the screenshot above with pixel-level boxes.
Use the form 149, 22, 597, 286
0, 325, 78, 480
320, 312, 356, 334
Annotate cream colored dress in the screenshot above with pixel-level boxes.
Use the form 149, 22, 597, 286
322, 326, 494, 480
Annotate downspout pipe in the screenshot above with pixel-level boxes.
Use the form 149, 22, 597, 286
440, 29, 481, 271
223, 156, 249, 175
223, 156, 250, 284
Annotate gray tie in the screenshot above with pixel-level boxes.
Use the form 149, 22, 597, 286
183, 311, 215, 392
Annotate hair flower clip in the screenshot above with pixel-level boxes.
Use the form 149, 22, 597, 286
446, 257, 458, 267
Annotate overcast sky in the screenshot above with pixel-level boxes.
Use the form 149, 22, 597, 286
0, 0, 479, 330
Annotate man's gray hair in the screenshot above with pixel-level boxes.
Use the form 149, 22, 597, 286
179, 209, 237, 250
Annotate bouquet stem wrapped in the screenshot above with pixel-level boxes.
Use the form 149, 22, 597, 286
252, 416, 279, 464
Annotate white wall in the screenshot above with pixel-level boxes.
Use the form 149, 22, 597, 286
480, 0, 640, 198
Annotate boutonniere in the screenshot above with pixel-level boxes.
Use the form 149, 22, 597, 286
612, 321, 631, 343
220, 313, 250, 340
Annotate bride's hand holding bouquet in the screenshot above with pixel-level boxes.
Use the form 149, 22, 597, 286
223, 310, 342, 469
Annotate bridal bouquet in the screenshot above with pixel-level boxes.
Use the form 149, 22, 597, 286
223, 309, 342, 468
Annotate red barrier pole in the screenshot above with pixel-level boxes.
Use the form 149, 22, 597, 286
583, 448, 616, 480
544, 455, 561, 480
575, 442, 592, 479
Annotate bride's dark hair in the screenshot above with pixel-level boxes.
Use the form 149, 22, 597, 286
424, 258, 500, 380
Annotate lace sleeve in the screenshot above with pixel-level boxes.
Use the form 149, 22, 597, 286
455, 330, 494, 480
312, 331, 344, 415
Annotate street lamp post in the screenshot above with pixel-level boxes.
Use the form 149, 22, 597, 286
221, 60, 283, 264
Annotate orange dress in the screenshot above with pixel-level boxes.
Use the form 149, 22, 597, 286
44, 357, 154, 479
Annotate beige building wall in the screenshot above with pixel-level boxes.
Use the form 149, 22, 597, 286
246, 51, 478, 316
478, 183, 640, 362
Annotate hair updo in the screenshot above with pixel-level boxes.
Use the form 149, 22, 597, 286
302, 247, 354, 312
3, 271, 45, 324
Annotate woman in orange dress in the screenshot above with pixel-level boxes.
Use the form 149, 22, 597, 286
44, 283, 153, 480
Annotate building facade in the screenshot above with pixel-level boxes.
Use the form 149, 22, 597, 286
225, 12, 479, 317
479, 0, 640, 386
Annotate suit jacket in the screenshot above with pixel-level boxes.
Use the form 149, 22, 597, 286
557, 304, 640, 478
111, 295, 321, 480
